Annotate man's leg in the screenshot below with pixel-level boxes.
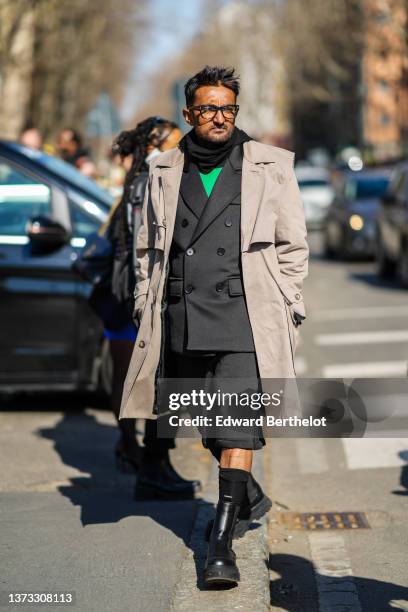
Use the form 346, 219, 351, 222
109, 339, 140, 472
204, 352, 266, 585
134, 417, 201, 500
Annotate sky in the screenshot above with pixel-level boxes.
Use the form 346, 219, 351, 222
121, 0, 206, 121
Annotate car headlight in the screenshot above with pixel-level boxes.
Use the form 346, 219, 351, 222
349, 214, 364, 231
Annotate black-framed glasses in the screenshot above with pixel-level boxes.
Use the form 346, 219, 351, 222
188, 104, 239, 121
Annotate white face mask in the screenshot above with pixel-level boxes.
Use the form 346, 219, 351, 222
145, 148, 161, 165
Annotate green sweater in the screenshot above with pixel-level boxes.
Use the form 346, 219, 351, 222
199, 167, 223, 197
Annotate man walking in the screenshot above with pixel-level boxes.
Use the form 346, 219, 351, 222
120, 66, 308, 586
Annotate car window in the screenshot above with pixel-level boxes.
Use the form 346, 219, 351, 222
298, 179, 329, 188
0, 159, 51, 236
70, 201, 101, 239
346, 176, 389, 200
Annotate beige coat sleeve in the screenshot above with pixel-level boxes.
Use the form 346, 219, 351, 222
275, 160, 309, 320
133, 173, 157, 323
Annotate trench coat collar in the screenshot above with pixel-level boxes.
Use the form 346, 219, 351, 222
179, 163, 208, 219
154, 138, 281, 168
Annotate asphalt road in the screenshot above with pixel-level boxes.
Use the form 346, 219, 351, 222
1, 230, 408, 611
268, 231, 408, 611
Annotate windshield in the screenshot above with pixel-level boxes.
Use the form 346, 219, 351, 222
298, 179, 329, 188
346, 176, 389, 200
6, 142, 113, 208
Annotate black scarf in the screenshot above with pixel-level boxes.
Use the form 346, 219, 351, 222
179, 127, 252, 173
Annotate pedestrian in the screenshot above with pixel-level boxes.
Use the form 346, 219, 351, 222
107, 116, 200, 500
20, 125, 43, 151
120, 66, 308, 585
57, 128, 97, 178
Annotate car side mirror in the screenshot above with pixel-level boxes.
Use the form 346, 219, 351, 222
27, 215, 70, 254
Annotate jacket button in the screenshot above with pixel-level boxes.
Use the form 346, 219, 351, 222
295, 293, 301, 300
139, 340, 146, 348
186, 247, 195, 256
185, 285, 193, 294
225, 218, 232, 227
181, 218, 189, 227
217, 248, 225, 256
215, 282, 224, 292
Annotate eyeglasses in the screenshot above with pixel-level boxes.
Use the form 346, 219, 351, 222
188, 104, 239, 121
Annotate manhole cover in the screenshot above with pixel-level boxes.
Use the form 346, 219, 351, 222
276, 511, 370, 530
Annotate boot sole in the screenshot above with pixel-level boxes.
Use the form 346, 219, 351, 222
234, 494, 272, 539
205, 494, 272, 540
204, 565, 240, 586
134, 483, 195, 501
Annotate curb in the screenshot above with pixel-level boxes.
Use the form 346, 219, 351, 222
170, 450, 270, 611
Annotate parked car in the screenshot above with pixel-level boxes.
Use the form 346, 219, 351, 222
0, 140, 113, 394
376, 162, 408, 287
323, 169, 390, 259
295, 165, 334, 229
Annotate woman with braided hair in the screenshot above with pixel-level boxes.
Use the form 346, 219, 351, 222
106, 116, 201, 499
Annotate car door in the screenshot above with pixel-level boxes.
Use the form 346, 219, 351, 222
67, 191, 108, 388
0, 156, 77, 387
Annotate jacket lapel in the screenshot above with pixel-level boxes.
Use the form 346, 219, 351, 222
190, 145, 243, 244
179, 163, 208, 219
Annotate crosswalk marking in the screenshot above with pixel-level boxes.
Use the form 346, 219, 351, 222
295, 439, 328, 473
308, 533, 362, 612
317, 330, 408, 346
322, 361, 408, 378
312, 305, 408, 321
342, 438, 408, 469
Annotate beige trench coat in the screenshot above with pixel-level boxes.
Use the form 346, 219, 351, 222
119, 140, 308, 420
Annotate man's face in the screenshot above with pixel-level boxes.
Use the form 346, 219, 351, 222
57, 131, 77, 159
183, 85, 237, 144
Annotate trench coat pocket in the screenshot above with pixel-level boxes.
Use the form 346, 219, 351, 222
168, 278, 183, 297
228, 277, 244, 296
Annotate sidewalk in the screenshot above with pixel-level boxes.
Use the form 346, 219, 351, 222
1, 403, 273, 612
0, 406, 211, 612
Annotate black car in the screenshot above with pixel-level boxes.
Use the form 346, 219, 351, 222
323, 170, 390, 259
376, 162, 408, 287
0, 141, 113, 393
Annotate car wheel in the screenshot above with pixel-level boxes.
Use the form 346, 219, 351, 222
398, 241, 408, 289
376, 237, 396, 278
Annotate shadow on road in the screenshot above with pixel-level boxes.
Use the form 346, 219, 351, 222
269, 553, 408, 611
349, 270, 404, 291
37, 411, 207, 549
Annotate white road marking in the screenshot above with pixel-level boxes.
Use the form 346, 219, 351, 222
322, 361, 408, 378
317, 330, 408, 346
308, 533, 362, 612
312, 305, 408, 321
295, 355, 307, 375
342, 438, 408, 469
295, 439, 328, 473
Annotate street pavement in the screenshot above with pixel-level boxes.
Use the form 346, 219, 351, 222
1, 230, 408, 611
267, 232, 408, 611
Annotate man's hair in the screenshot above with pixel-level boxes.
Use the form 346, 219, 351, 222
184, 66, 240, 106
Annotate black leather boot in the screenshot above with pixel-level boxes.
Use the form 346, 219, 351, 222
134, 451, 200, 500
204, 501, 240, 586
161, 454, 201, 493
205, 475, 272, 540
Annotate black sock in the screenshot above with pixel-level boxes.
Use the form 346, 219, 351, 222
219, 467, 250, 505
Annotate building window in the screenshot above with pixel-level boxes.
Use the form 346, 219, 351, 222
377, 79, 389, 91
380, 113, 391, 125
